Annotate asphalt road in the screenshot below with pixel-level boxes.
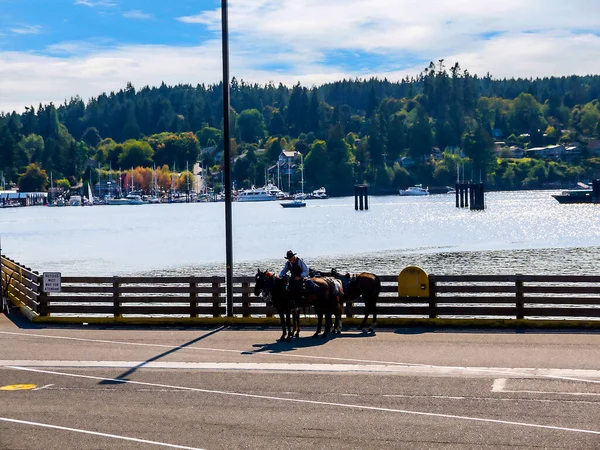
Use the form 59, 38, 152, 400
1, 313, 600, 449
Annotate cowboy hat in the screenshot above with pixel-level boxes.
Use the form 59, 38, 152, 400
285, 250, 296, 259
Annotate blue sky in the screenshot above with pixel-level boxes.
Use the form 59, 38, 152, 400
1, 0, 600, 112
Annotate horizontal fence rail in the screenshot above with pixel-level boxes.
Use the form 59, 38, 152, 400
2, 256, 600, 321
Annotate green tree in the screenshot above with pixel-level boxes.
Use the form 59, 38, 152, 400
196, 126, 222, 147
81, 127, 102, 148
117, 140, 154, 168
407, 105, 433, 161
462, 124, 496, 176
304, 140, 332, 190
509, 93, 545, 134
237, 109, 266, 143
18, 163, 48, 192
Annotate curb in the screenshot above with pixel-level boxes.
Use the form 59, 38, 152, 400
29, 316, 600, 329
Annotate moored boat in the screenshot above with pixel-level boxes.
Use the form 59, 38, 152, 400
107, 193, 148, 205
236, 186, 277, 202
552, 189, 593, 204
399, 185, 429, 196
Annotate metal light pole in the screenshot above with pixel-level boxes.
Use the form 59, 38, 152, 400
221, 0, 234, 317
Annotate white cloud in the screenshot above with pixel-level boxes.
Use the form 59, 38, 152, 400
122, 10, 153, 20
2, 0, 600, 112
74, 0, 117, 7
10, 24, 42, 35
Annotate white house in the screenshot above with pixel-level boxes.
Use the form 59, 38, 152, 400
524, 145, 565, 159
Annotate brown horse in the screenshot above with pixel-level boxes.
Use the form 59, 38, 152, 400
254, 269, 340, 342
311, 268, 381, 332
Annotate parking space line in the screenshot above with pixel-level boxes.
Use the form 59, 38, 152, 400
1, 331, 600, 384
492, 378, 600, 397
0, 417, 206, 450
6, 365, 600, 436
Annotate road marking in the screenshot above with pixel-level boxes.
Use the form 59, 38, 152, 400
0, 417, 206, 449
33, 384, 54, 391
2, 331, 599, 383
0, 384, 36, 391
6, 365, 600, 436
492, 378, 507, 392
2, 360, 600, 380
492, 378, 600, 397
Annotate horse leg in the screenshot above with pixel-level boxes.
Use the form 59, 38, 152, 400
313, 309, 323, 338
286, 311, 293, 342
367, 298, 377, 333
278, 309, 286, 342
353, 294, 367, 330
322, 312, 331, 339
293, 310, 300, 338
335, 298, 343, 334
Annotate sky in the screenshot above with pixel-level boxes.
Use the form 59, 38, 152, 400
1, 0, 600, 113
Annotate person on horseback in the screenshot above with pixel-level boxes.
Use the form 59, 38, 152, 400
279, 250, 316, 294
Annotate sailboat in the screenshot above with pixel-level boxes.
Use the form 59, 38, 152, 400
281, 152, 306, 208
149, 166, 161, 203
85, 167, 94, 206
87, 183, 94, 206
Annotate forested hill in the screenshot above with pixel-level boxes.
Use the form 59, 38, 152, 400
2, 62, 600, 195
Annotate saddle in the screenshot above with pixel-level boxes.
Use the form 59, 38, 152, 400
323, 277, 344, 297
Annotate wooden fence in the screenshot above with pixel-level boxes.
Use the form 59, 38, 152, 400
2, 256, 600, 321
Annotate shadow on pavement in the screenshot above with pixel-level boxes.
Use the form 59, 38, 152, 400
98, 326, 227, 385
249, 330, 376, 354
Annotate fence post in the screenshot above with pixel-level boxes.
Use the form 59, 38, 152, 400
345, 298, 353, 319
515, 274, 524, 320
241, 281, 250, 317
38, 274, 47, 317
212, 281, 221, 318
428, 276, 437, 319
113, 277, 121, 318
190, 282, 198, 318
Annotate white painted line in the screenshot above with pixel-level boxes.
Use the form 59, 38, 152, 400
2, 360, 600, 379
0, 417, 206, 450
33, 384, 54, 391
492, 378, 507, 393
2, 331, 599, 383
6, 365, 600, 436
491, 378, 600, 397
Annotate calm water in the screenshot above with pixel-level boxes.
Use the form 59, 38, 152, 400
1, 190, 600, 277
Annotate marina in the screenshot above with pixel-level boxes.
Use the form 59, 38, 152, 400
1, 190, 600, 278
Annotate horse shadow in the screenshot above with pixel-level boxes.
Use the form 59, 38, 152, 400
248, 329, 376, 354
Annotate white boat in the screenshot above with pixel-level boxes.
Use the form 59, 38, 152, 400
265, 183, 287, 199
69, 195, 82, 206
236, 186, 277, 202
309, 187, 328, 199
399, 185, 429, 196
107, 194, 148, 205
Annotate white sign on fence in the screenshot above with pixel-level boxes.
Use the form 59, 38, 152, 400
43, 272, 61, 293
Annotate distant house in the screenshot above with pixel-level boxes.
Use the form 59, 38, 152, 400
564, 145, 582, 161
508, 146, 525, 158
494, 142, 507, 156
267, 150, 299, 181
524, 145, 565, 159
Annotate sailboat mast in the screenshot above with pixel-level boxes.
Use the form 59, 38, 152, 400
300, 153, 304, 196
